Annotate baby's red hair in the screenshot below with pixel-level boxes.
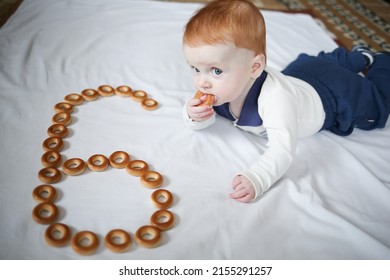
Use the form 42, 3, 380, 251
183, 0, 266, 57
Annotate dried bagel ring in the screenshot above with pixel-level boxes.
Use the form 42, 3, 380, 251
131, 90, 147, 102
32, 184, 57, 203
71, 231, 99, 255
54, 102, 73, 113
194, 91, 214, 106
81, 88, 99, 101
97, 85, 115, 97
140, 171, 163, 188
41, 150, 62, 167
135, 225, 161, 248
32, 202, 59, 224
42, 136, 64, 152
126, 160, 149, 176
105, 229, 132, 253
52, 112, 72, 126
115, 85, 132, 97
64, 93, 84, 105
150, 209, 175, 231
141, 98, 158, 111
87, 154, 109, 172
151, 189, 173, 209
109, 151, 130, 169
62, 158, 86, 176
38, 167, 62, 184
45, 223, 71, 247
47, 123, 68, 138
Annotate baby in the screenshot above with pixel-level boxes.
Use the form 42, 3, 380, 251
182, 0, 390, 202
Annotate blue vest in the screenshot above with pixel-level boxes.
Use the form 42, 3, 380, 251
214, 71, 267, 126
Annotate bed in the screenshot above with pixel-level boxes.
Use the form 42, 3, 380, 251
0, 0, 389, 260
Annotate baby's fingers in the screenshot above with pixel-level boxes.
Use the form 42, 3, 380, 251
229, 188, 249, 199
189, 106, 214, 121
230, 189, 253, 203
232, 175, 243, 189
234, 194, 253, 203
187, 98, 202, 107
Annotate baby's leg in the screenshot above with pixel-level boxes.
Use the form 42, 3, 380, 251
282, 49, 389, 133
365, 53, 390, 115
316, 47, 367, 73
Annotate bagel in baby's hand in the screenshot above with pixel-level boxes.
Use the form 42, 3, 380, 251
194, 91, 214, 106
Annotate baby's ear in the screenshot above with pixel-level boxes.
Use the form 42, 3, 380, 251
251, 53, 265, 78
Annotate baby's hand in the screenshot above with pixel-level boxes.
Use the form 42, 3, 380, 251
186, 96, 214, 122
230, 175, 255, 203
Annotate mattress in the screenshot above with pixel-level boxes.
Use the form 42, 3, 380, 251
0, 0, 389, 260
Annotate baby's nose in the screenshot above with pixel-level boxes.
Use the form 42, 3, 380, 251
198, 76, 211, 90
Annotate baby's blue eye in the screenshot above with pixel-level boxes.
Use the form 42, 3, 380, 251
212, 68, 223, 75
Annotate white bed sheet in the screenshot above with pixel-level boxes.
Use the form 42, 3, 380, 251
0, 0, 389, 260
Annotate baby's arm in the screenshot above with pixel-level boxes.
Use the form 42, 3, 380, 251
231, 92, 299, 202
231, 129, 295, 203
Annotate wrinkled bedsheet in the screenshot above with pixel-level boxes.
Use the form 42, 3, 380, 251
0, 0, 389, 259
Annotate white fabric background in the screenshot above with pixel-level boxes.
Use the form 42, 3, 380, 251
0, 0, 389, 260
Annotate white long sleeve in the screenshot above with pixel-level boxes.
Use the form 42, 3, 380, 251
183, 67, 325, 199
239, 68, 325, 199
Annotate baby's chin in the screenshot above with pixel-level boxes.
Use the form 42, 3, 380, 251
212, 98, 224, 106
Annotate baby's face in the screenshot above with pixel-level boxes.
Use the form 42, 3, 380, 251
184, 42, 258, 106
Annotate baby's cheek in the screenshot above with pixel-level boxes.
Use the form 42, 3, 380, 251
216, 86, 235, 103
